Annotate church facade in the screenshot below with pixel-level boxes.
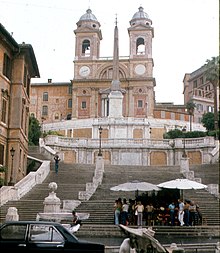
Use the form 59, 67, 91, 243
72, 7, 155, 119
40, 7, 211, 167
30, 7, 191, 138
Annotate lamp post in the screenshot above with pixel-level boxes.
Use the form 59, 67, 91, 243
41, 117, 46, 136
8, 147, 15, 186
182, 127, 187, 158
98, 126, 103, 156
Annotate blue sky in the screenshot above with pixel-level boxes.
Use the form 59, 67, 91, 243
1, 0, 218, 104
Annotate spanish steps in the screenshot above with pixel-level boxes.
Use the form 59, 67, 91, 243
0, 146, 219, 246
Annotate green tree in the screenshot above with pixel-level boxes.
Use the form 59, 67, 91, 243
203, 56, 219, 131
28, 116, 41, 146
201, 112, 215, 131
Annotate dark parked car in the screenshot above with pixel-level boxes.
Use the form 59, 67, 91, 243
0, 221, 105, 252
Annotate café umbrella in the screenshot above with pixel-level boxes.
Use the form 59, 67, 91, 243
110, 180, 161, 196
157, 178, 207, 198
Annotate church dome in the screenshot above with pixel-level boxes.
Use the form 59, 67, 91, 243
76, 8, 101, 29
130, 6, 152, 26
79, 9, 98, 22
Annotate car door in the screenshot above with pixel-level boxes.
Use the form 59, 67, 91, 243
0, 223, 29, 252
27, 224, 65, 252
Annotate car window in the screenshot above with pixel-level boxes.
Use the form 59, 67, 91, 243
0, 224, 27, 240
29, 224, 64, 242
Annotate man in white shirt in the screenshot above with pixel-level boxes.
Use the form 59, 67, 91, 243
178, 199, 185, 226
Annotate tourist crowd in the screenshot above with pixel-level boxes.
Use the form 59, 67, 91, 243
114, 197, 203, 226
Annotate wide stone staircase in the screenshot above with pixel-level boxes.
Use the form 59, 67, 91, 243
73, 163, 219, 241
0, 147, 219, 246
190, 163, 219, 185
0, 159, 96, 222
75, 164, 183, 225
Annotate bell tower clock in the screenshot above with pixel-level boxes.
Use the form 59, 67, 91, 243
74, 8, 102, 80
127, 6, 155, 118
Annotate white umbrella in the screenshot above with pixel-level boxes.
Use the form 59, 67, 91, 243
157, 178, 207, 199
110, 180, 161, 192
157, 178, 207, 190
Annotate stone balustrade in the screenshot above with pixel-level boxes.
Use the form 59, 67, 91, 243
44, 136, 215, 149
78, 156, 104, 201
0, 159, 50, 206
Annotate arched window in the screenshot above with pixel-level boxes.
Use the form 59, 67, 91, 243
136, 38, 145, 55
82, 40, 90, 57
54, 113, 59, 120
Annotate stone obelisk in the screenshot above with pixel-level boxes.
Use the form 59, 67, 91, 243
108, 18, 123, 118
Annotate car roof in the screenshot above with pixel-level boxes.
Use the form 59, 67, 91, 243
0, 220, 78, 241
1, 221, 61, 226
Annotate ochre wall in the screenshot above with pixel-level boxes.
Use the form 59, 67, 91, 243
133, 128, 143, 138
151, 128, 164, 139
188, 151, 202, 165
63, 150, 76, 163
150, 151, 167, 166
73, 128, 92, 138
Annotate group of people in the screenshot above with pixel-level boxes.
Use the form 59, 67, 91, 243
114, 198, 151, 226
177, 198, 202, 226
114, 197, 202, 227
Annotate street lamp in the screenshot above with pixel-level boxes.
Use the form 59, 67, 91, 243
182, 127, 187, 158
41, 117, 46, 136
98, 126, 103, 156
8, 147, 15, 185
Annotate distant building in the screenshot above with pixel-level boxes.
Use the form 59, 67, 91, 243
183, 65, 218, 124
0, 23, 40, 185
30, 79, 72, 123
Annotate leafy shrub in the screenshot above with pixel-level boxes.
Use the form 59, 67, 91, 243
43, 130, 64, 138
164, 129, 207, 139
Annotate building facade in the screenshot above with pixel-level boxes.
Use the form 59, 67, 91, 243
0, 24, 40, 185
72, 7, 155, 119
183, 65, 219, 124
30, 79, 72, 123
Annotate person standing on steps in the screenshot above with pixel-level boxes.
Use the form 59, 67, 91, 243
54, 154, 60, 174
168, 201, 176, 226
135, 200, 144, 227
178, 198, 185, 226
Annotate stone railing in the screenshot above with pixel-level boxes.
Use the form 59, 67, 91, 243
78, 156, 104, 201
44, 135, 215, 149
210, 140, 219, 163
181, 160, 219, 199
0, 159, 50, 206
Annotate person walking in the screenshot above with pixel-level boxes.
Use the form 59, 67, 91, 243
114, 199, 122, 225
178, 199, 185, 226
184, 199, 190, 226
54, 154, 60, 174
168, 201, 176, 226
121, 198, 129, 225
135, 200, 144, 227
145, 203, 154, 226
189, 200, 197, 226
